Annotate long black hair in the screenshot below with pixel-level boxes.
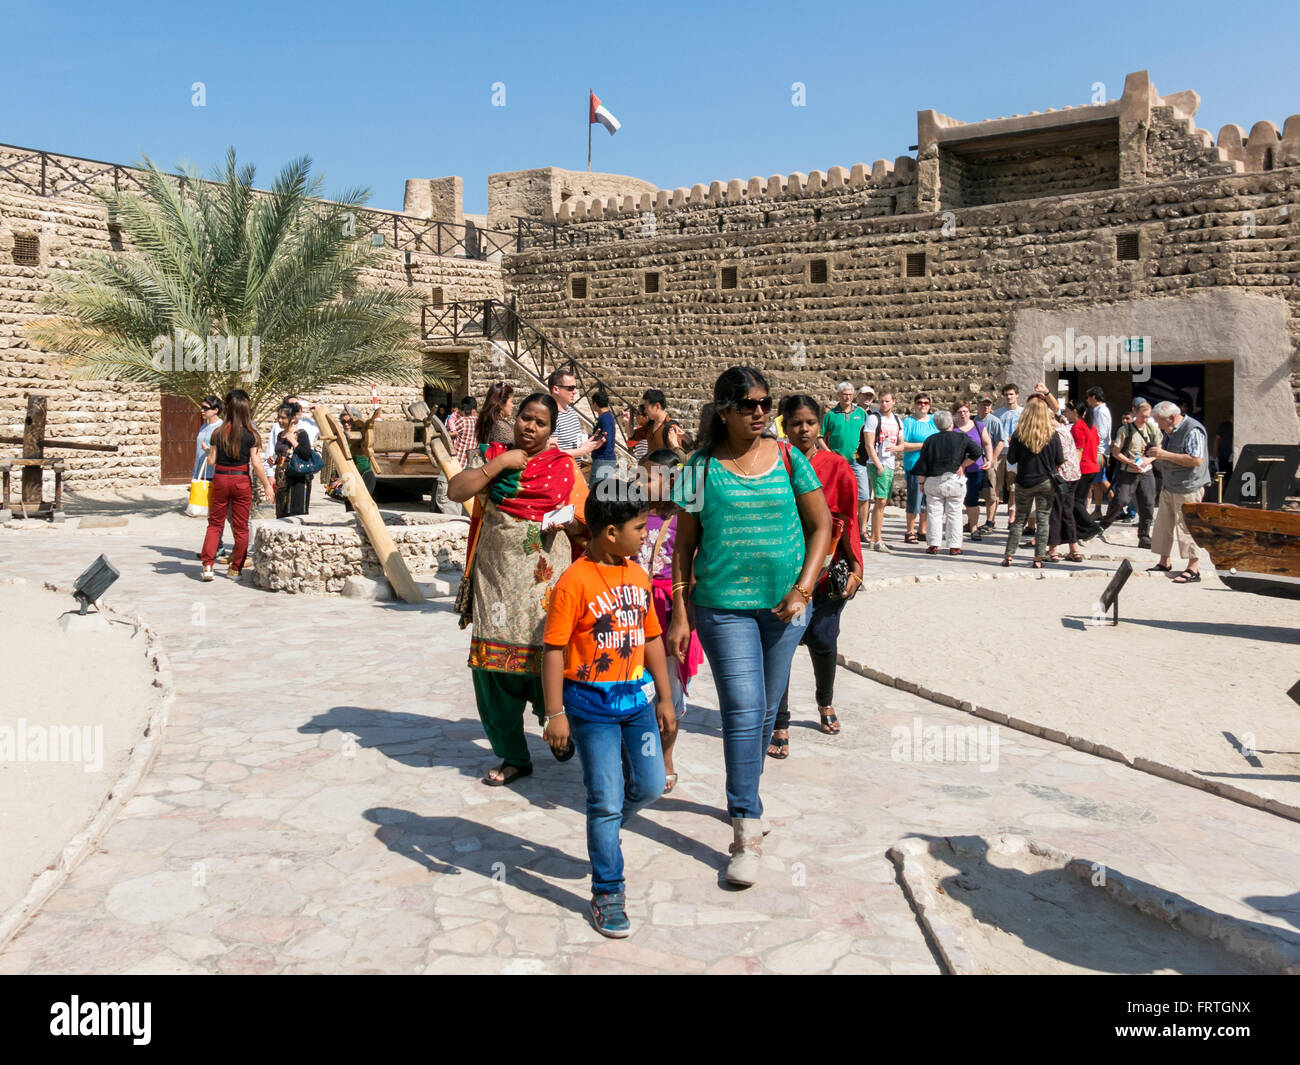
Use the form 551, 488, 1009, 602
778, 393, 822, 424
477, 382, 514, 445
220, 389, 260, 454
704, 365, 770, 452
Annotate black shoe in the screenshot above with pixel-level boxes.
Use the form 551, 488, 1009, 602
1137, 539, 1152, 550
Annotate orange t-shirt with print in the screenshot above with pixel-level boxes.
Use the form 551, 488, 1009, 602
544, 557, 662, 719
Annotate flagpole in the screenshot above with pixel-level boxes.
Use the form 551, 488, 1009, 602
587, 88, 592, 171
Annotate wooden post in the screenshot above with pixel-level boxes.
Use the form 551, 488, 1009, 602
316, 408, 423, 604
21, 395, 46, 506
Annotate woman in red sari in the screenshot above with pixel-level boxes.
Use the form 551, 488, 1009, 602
768, 394, 864, 757
448, 392, 589, 786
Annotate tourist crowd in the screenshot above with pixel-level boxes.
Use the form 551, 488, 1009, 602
189, 368, 1218, 938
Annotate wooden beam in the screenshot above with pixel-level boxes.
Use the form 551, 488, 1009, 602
21, 395, 46, 506
316, 408, 424, 604
0, 435, 118, 452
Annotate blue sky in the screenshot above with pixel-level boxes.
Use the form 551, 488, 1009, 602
2, 0, 1297, 220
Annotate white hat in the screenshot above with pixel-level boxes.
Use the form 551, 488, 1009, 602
859, 385, 875, 395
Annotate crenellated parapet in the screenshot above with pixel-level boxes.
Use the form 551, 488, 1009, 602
552, 157, 918, 223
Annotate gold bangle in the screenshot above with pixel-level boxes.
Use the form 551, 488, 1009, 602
793, 583, 813, 602
671, 582, 689, 593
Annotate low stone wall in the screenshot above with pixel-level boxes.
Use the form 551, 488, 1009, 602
249, 514, 469, 594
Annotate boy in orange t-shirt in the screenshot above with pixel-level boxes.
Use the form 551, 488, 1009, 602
542, 483, 676, 938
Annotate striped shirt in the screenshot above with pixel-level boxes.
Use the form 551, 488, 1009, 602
553, 405, 585, 451
672, 445, 821, 610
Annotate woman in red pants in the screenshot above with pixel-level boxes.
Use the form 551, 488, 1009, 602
201, 389, 275, 581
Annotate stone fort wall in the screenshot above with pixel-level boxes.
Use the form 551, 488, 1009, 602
499, 164, 1300, 436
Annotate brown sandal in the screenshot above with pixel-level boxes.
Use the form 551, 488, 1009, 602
818, 708, 840, 735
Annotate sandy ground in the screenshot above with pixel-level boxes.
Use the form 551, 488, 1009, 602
840, 575, 1300, 812
0, 582, 161, 918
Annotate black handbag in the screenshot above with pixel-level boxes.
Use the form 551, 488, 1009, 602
826, 557, 852, 600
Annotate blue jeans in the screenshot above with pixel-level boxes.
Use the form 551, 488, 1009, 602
693, 605, 805, 819
568, 700, 665, 896
905, 471, 925, 515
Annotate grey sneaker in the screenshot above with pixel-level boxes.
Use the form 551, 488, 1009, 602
871, 541, 893, 554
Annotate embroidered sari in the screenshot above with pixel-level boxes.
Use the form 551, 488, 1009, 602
462, 444, 588, 675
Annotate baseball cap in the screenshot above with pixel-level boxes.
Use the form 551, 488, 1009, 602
978, 394, 995, 404
859, 385, 876, 395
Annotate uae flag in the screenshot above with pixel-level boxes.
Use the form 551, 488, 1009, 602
589, 91, 621, 135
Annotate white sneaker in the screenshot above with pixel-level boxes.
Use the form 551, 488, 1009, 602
201, 565, 215, 582
872, 541, 893, 554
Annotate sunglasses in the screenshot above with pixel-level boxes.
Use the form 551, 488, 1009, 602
734, 396, 773, 415
916, 400, 931, 406
558, 384, 579, 393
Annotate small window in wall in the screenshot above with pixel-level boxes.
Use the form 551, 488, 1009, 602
12, 234, 39, 266
1116, 232, 1140, 261
809, 258, 829, 284
905, 252, 927, 278
720, 266, 738, 290
1263, 147, 1275, 171
571, 276, 588, 299
430, 286, 444, 308
108, 223, 124, 252
813, 207, 822, 223
717, 214, 725, 232
644, 271, 660, 294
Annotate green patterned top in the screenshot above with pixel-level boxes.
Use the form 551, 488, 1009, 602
673, 444, 822, 610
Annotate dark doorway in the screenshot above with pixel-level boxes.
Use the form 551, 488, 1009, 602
1062, 362, 1231, 432
160, 393, 200, 484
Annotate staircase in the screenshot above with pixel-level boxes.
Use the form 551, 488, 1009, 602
422, 300, 636, 460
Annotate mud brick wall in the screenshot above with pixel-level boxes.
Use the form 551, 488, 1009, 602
0, 145, 502, 490
499, 167, 1300, 436
1145, 108, 1241, 182
941, 134, 1121, 208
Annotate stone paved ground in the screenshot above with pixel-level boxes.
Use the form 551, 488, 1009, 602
1, 497, 1298, 974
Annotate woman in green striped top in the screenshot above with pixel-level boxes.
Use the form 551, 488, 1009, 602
667, 366, 831, 887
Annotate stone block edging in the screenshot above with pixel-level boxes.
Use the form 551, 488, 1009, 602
0, 576, 175, 952
888, 834, 1300, 974
840, 568, 1300, 825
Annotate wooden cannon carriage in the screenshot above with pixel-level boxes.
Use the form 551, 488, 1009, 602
324, 401, 466, 511
0, 395, 119, 521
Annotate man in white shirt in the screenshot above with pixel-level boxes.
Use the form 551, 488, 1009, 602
1086, 386, 1112, 517
546, 369, 605, 462
862, 390, 903, 552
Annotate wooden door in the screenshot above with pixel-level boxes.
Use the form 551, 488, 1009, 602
161, 393, 201, 484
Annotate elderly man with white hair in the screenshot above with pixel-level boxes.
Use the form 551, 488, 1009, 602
1147, 400, 1211, 583
821, 381, 870, 532
913, 408, 982, 555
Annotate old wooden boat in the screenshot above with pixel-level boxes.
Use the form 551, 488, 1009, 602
1182, 503, 1300, 599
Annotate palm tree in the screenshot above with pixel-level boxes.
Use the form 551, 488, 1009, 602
27, 149, 435, 418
